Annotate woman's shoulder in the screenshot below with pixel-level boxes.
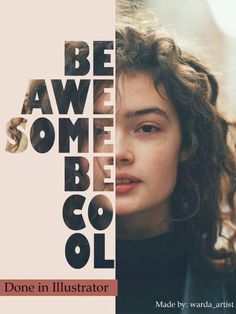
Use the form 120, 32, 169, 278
183, 259, 235, 313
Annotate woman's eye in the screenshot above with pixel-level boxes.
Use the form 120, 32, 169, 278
94, 126, 108, 136
94, 126, 103, 136
136, 124, 160, 133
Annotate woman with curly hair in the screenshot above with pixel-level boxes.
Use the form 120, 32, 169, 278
6, 10, 236, 313
114, 10, 236, 314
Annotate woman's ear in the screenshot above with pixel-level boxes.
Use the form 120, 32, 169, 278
179, 148, 193, 162
179, 136, 198, 162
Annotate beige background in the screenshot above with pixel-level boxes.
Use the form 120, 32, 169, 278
0, 0, 115, 313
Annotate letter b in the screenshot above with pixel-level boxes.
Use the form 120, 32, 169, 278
65, 41, 90, 76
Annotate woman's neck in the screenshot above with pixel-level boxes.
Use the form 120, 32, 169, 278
116, 201, 171, 240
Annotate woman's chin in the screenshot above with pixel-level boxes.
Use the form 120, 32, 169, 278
115, 205, 139, 216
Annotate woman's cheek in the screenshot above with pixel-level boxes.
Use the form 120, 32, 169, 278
149, 147, 179, 185
93, 159, 102, 190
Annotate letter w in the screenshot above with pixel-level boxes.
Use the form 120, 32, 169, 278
52, 79, 90, 114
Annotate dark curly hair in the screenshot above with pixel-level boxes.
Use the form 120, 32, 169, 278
116, 23, 236, 277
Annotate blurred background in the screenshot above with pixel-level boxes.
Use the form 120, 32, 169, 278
125, 0, 236, 119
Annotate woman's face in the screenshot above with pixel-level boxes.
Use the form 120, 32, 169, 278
116, 71, 183, 218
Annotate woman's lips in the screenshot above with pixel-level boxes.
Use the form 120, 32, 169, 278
116, 174, 141, 193
104, 183, 114, 191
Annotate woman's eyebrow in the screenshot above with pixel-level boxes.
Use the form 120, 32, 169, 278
125, 106, 169, 121
94, 108, 113, 114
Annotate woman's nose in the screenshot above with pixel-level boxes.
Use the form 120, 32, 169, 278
116, 131, 134, 166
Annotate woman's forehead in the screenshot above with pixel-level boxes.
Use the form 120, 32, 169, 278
116, 71, 177, 119
93, 70, 178, 120
117, 70, 166, 98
